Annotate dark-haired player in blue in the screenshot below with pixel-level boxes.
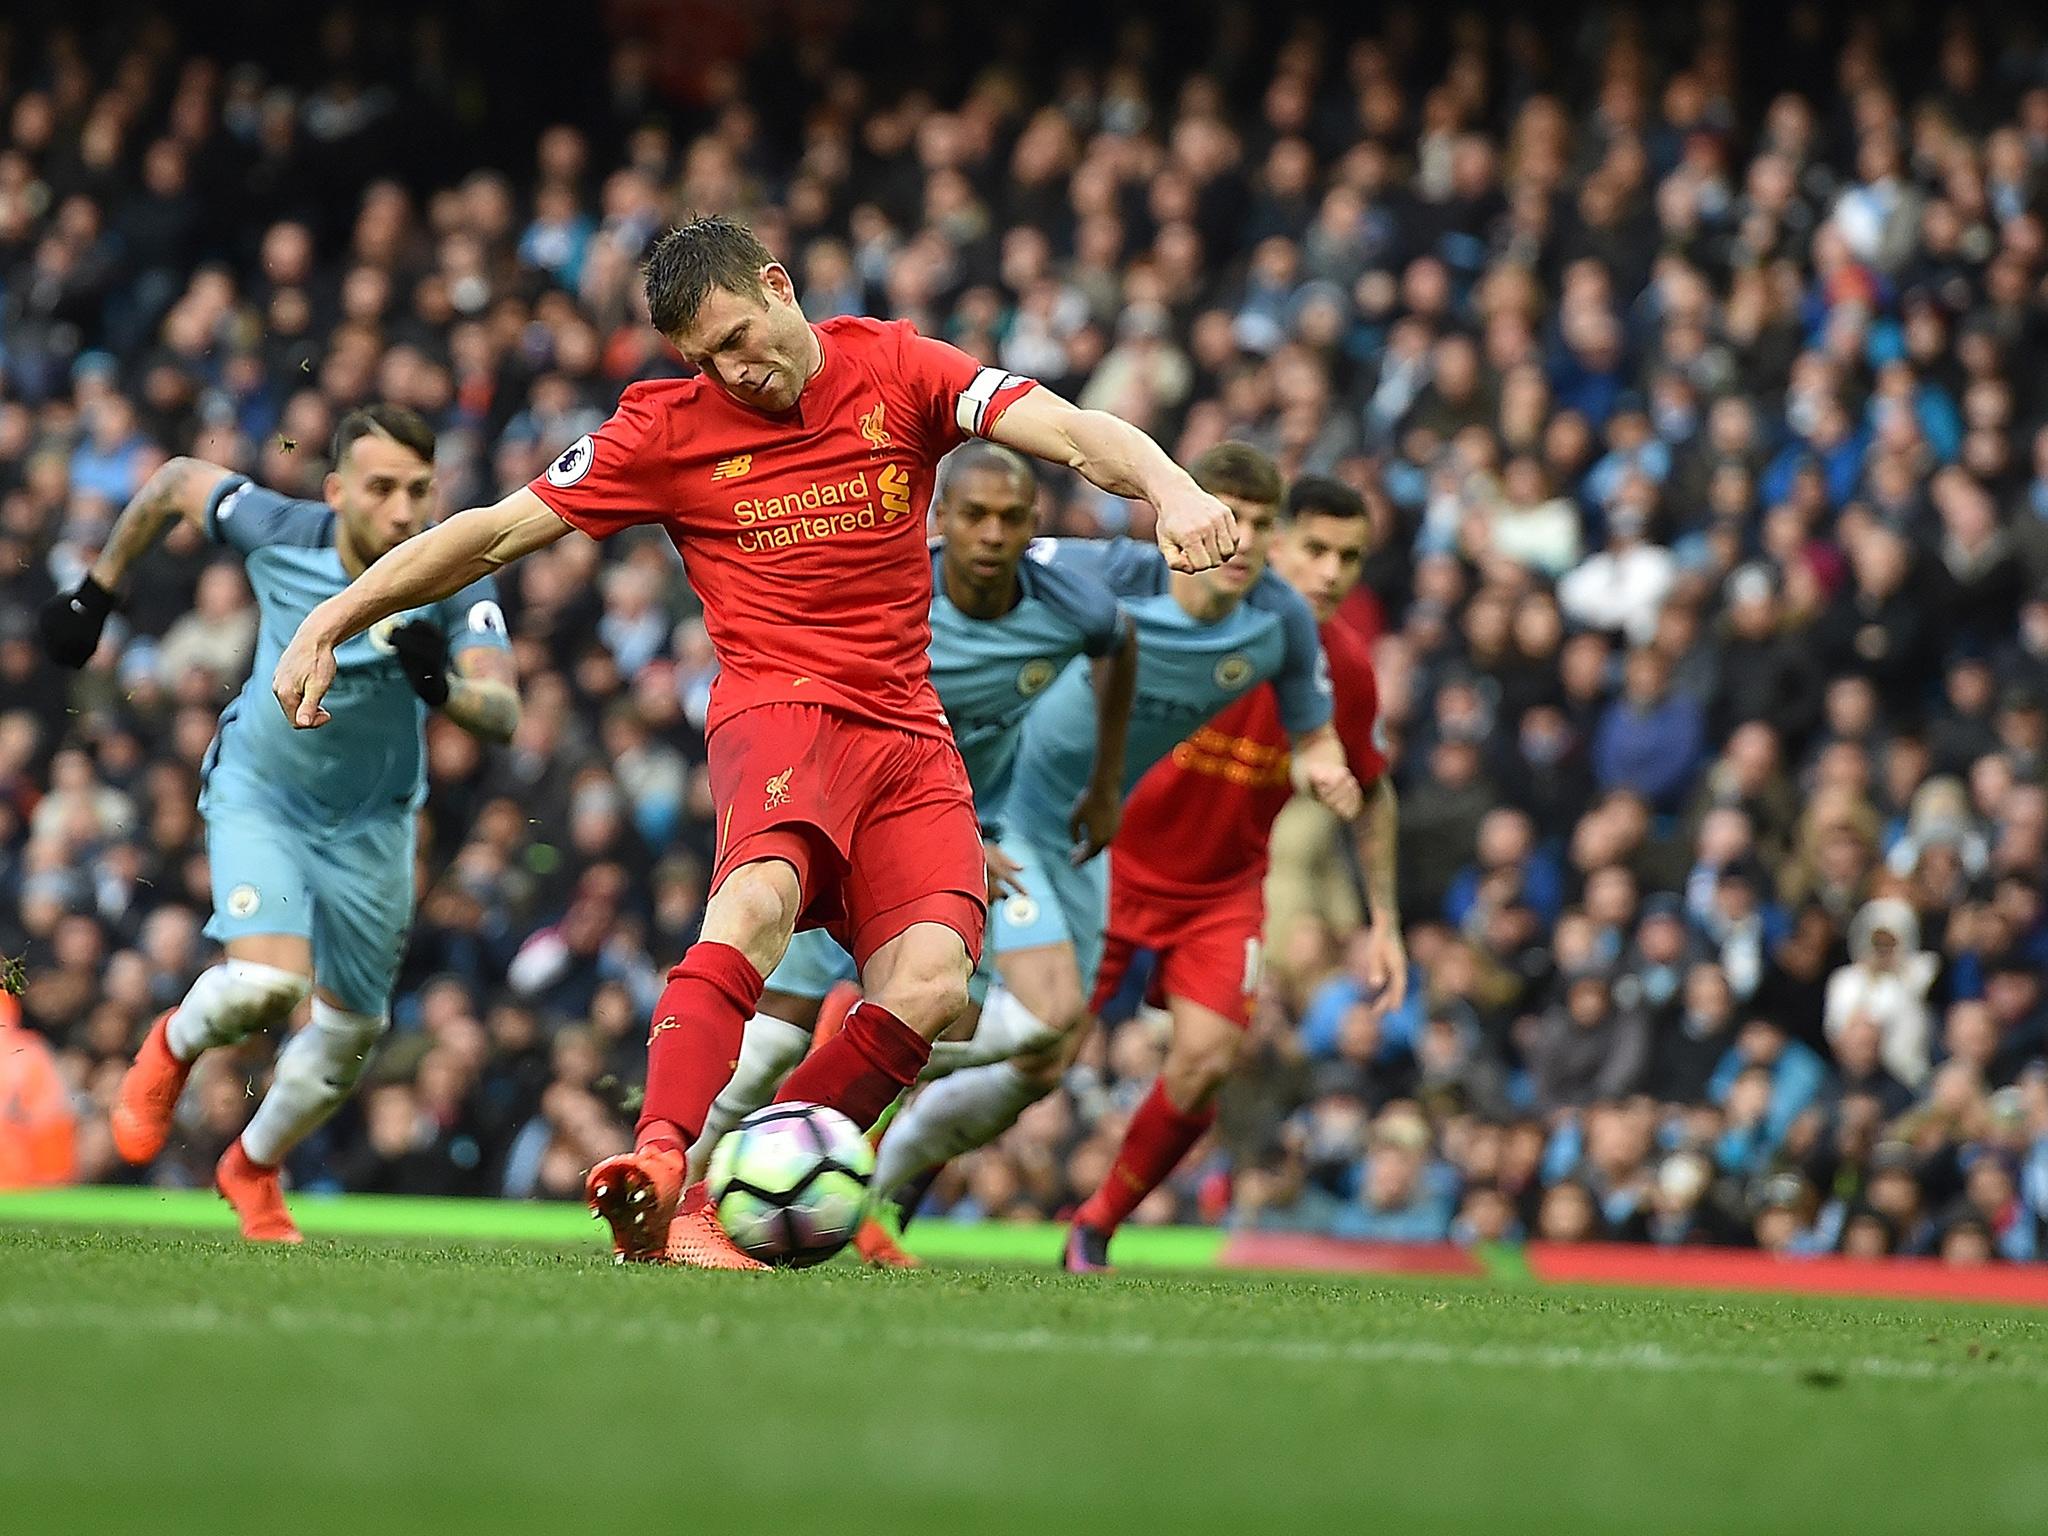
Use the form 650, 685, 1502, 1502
38, 406, 518, 1241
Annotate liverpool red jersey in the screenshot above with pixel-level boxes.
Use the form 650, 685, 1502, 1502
1114, 617, 1386, 897
528, 316, 1037, 738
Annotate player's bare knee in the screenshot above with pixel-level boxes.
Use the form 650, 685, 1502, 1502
884, 962, 971, 1040
1163, 1032, 1242, 1106
702, 862, 802, 964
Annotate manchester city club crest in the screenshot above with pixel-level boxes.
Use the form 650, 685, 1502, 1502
1214, 653, 1254, 689
1016, 658, 1057, 696
227, 884, 262, 918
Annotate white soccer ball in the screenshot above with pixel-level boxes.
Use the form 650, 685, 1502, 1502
706, 1102, 874, 1267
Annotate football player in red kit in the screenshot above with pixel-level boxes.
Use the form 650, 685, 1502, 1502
1067, 475, 1405, 1270
273, 214, 1238, 1267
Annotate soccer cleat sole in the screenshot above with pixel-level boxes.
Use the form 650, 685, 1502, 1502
586, 1161, 674, 1264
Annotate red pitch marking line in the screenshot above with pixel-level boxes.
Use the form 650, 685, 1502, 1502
1525, 1242, 2048, 1309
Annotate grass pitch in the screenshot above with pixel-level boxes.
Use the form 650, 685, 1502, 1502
3, 1209, 2046, 1535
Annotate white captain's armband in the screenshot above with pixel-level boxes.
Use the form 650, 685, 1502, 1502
955, 367, 1032, 437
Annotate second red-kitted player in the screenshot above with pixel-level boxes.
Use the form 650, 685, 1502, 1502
1067, 474, 1407, 1271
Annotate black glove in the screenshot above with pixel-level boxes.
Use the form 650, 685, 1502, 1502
38, 575, 119, 668
387, 619, 451, 706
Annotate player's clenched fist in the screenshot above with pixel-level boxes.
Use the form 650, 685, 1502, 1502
1303, 759, 1364, 821
1153, 483, 1239, 573
272, 625, 338, 729
38, 575, 120, 667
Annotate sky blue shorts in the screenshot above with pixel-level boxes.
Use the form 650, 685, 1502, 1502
200, 771, 415, 1014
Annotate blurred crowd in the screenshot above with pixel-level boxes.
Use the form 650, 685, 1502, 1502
4, 4, 2048, 1265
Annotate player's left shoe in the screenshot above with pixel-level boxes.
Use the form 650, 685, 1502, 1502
663, 1199, 770, 1271
110, 1009, 188, 1165
1063, 1223, 1112, 1274
586, 1145, 686, 1263
215, 1141, 304, 1243
852, 1216, 919, 1269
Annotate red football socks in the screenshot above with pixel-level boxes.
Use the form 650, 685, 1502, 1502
1075, 1076, 1216, 1235
775, 1001, 930, 1130
636, 941, 765, 1149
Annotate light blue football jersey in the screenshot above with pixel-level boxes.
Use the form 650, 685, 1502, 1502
926, 544, 1128, 819
198, 475, 510, 825
1000, 538, 1331, 837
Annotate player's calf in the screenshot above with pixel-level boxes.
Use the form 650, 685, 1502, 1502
635, 859, 799, 1158
687, 1006, 815, 1181
239, 998, 389, 1168
1069, 996, 1243, 1262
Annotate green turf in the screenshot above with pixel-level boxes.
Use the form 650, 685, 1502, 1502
4, 1222, 2047, 1536
0, 1185, 1224, 1266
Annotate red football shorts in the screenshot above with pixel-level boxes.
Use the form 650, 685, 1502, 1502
706, 703, 986, 968
1089, 856, 1267, 1030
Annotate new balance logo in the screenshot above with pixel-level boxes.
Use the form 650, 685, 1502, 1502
764, 767, 794, 810
711, 454, 754, 481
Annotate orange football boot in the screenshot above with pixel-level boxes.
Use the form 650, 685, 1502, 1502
662, 1199, 770, 1271
215, 1141, 304, 1243
802, 981, 862, 1059
852, 1217, 919, 1269
111, 1009, 190, 1165
585, 1144, 687, 1263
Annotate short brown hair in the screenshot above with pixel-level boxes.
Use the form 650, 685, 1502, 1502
1189, 441, 1283, 507
332, 403, 435, 468
642, 214, 773, 336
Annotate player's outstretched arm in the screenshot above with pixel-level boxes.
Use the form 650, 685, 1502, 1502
986, 388, 1238, 573
1070, 626, 1138, 864
1288, 724, 1364, 821
274, 487, 570, 728
38, 457, 233, 667
1355, 776, 1407, 1014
